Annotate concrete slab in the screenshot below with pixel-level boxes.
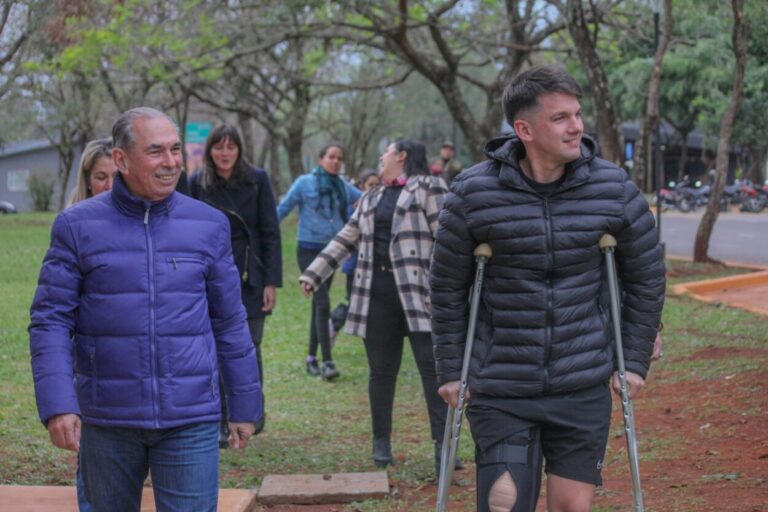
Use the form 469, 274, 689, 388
671, 269, 768, 316
0, 485, 256, 512
257, 471, 389, 505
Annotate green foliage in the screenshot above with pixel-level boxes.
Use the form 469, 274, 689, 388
27, 171, 55, 212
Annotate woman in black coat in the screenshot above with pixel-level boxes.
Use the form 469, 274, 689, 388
190, 124, 282, 444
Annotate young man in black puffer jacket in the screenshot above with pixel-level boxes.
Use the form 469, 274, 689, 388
430, 65, 665, 512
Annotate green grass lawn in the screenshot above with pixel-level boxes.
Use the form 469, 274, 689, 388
0, 212, 460, 494
1, 212, 766, 511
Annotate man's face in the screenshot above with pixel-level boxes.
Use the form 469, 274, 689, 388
515, 92, 584, 166
113, 116, 182, 202
440, 146, 455, 159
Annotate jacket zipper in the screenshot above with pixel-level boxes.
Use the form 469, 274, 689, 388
543, 199, 554, 393
242, 245, 249, 282
209, 202, 255, 282
144, 207, 160, 428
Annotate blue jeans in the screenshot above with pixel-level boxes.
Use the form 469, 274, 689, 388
80, 422, 219, 512
76, 451, 91, 512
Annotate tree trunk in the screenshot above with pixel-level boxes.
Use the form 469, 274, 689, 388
635, 0, 674, 191
256, 133, 270, 169
284, 135, 304, 183
676, 129, 690, 182
566, 0, 623, 165
269, 132, 282, 198
744, 144, 767, 184
237, 112, 256, 163
693, 0, 748, 263
56, 146, 75, 211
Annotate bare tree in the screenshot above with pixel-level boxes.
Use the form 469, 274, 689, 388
693, 0, 748, 263
31, 74, 101, 210
561, 0, 624, 164
635, 0, 674, 192
337, 0, 568, 161
0, 0, 31, 101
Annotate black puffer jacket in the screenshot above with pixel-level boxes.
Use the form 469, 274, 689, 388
430, 135, 665, 397
190, 166, 282, 320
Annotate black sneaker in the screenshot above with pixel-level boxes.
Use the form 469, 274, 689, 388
306, 359, 321, 376
321, 360, 340, 381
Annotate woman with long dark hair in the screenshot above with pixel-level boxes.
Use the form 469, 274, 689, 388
299, 139, 456, 472
277, 144, 361, 380
190, 124, 282, 445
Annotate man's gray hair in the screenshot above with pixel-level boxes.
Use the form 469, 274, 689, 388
112, 107, 176, 150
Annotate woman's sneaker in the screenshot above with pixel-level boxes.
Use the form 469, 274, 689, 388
306, 357, 321, 376
321, 360, 340, 381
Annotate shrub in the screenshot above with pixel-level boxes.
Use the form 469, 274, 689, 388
27, 170, 55, 212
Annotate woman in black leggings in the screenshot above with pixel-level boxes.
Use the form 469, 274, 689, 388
300, 139, 457, 472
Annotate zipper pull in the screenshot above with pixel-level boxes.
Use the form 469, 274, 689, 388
172, 258, 177, 270
144, 207, 150, 225
242, 270, 248, 282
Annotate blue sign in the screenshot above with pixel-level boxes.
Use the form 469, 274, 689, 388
185, 122, 213, 144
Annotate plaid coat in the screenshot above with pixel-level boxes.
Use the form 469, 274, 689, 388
301, 175, 448, 338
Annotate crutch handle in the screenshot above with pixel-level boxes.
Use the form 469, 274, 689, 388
474, 243, 493, 258
599, 234, 617, 250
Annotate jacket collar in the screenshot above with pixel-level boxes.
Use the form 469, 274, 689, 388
111, 171, 177, 218
484, 134, 598, 193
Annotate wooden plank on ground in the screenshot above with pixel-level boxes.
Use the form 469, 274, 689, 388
257, 471, 390, 505
0, 485, 255, 512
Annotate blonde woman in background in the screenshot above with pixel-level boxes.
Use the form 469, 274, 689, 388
66, 136, 114, 512
67, 138, 116, 207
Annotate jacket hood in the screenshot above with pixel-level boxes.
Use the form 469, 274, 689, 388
483, 133, 600, 190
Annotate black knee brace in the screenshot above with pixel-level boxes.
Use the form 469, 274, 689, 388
476, 427, 543, 512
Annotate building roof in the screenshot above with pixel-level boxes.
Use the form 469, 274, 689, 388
0, 139, 54, 158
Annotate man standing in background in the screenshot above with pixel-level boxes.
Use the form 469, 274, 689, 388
430, 140, 463, 186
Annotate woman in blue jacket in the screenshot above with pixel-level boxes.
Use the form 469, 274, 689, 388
277, 144, 361, 380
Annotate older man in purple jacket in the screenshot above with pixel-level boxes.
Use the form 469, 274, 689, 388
29, 107, 262, 512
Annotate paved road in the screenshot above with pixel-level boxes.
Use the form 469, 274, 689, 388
657, 209, 768, 266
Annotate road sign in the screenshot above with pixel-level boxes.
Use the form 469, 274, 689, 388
185, 122, 213, 144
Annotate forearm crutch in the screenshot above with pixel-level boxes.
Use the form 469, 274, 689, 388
436, 243, 492, 512
599, 234, 644, 512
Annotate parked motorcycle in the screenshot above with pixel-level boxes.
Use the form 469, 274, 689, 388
651, 184, 679, 210
675, 176, 741, 212
739, 183, 768, 213
674, 177, 704, 212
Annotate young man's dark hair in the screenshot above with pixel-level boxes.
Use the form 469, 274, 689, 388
502, 65, 583, 126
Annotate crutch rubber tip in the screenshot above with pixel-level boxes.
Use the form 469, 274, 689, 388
474, 243, 492, 258
599, 234, 617, 250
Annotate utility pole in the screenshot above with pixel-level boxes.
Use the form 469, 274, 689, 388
652, 0, 665, 254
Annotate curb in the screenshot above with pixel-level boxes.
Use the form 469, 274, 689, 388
670, 269, 768, 317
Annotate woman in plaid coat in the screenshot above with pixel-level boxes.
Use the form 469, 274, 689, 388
300, 139, 454, 471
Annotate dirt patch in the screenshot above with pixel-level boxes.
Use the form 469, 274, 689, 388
686, 346, 766, 362
252, 355, 768, 512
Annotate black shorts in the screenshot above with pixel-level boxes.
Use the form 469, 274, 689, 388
467, 383, 612, 485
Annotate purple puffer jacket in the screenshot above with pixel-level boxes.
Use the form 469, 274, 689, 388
29, 173, 263, 429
